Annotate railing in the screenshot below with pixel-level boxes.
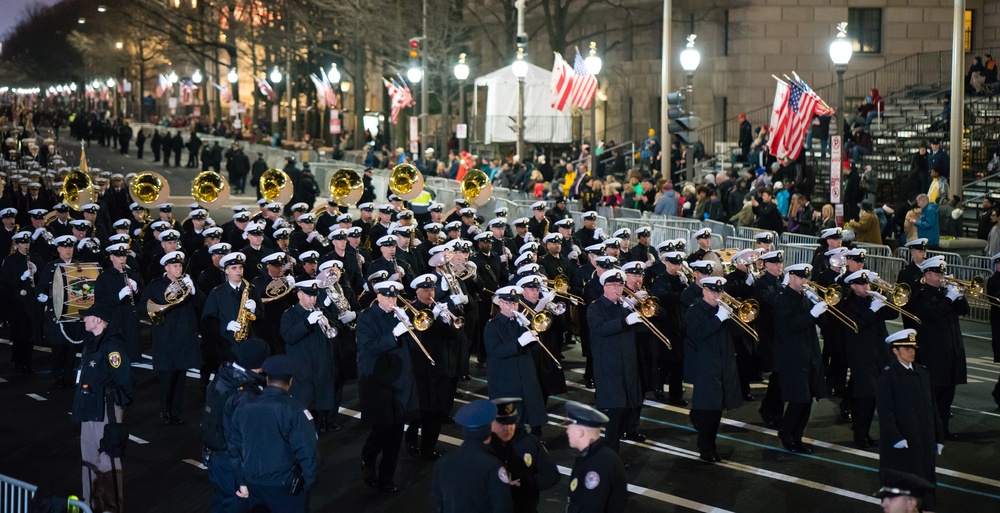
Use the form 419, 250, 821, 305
480, 115, 573, 146
0, 473, 93, 513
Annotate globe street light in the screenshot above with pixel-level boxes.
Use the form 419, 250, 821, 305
167, 71, 178, 84
679, 34, 700, 181
584, 42, 602, 174
327, 63, 341, 85
829, 22, 853, 142
227, 67, 239, 84
407, 65, 423, 84
106, 78, 116, 88
454, 53, 470, 152
191, 69, 202, 84
512, 48, 528, 161
270, 66, 282, 84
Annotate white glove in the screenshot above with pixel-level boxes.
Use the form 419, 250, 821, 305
32, 227, 47, 240
307, 231, 320, 242
745, 274, 754, 286
285, 275, 295, 287
513, 311, 531, 328
450, 294, 468, 305
244, 299, 256, 313
118, 286, 132, 300
937, 443, 943, 455
810, 301, 828, 318
945, 285, 962, 301
567, 250, 580, 261
133, 228, 142, 237
594, 228, 605, 240
338, 311, 356, 323
781, 273, 790, 286
678, 272, 688, 285
536, 292, 555, 311
805, 289, 821, 303
716, 306, 731, 322
392, 322, 409, 337
500, 253, 507, 263
226, 320, 242, 332
393, 306, 408, 319
517, 331, 537, 346
127, 278, 138, 292
182, 275, 195, 292
524, 232, 534, 243
870, 298, 885, 312
432, 302, 448, 319
37, 293, 48, 303
633, 290, 648, 300
307, 310, 324, 324
626, 312, 643, 325
388, 272, 400, 282
623, 296, 638, 308
76, 239, 88, 250
893, 439, 908, 449
20, 270, 30, 281
868, 291, 887, 302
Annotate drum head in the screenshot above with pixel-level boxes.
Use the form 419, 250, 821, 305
53, 263, 102, 322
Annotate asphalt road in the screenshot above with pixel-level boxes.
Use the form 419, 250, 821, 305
1, 141, 998, 512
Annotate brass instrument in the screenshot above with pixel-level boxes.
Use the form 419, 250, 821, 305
315, 311, 339, 339
146, 276, 192, 325
392, 298, 436, 365
515, 301, 562, 369
461, 168, 492, 206
733, 250, 762, 280
330, 168, 364, 206
429, 250, 466, 301
941, 275, 1000, 307
25, 257, 37, 293
544, 274, 583, 305
260, 168, 294, 205
621, 290, 672, 349
388, 163, 425, 201
718, 293, 760, 341
318, 266, 356, 329
192, 171, 231, 207
262, 274, 295, 304
803, 281, 859, 333
234, 279, 256, 342
680, 261, 696, 283
129, 171, 171, 209
868, 277, 921, 324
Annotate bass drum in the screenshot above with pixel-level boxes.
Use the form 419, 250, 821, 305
51, 263, 102, 322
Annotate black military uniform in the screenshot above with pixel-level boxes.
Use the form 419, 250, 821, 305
752, 258, 784, 425
202, 254, 265, 359
280, 283, 340, 431
94, 252, 144, 362
988, 259, 1000, 407
649, 255, 688, 404
321, 232, 365, 294
488, 398, 560, 513
484, 294, 547, 432
814, 261, 848, 401
0, 234, 44, 372
565, 402, 628, 513
722, 262, 757, 399
369, 236, 415, 291
36, 246, 86, 388
526, 211, 550, 240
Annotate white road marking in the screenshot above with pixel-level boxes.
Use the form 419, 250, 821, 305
27, 393, 46, 401
128, 435, 149, 444
183, 458, 208, 470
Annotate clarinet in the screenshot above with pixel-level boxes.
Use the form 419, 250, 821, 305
122, 264, 135, 307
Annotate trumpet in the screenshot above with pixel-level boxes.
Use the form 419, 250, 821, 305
680, 261, 696, 283
515, 302, 562, 369
315, 312, 339, 339
941, 275, 1000, 307
620, 291, 672, 349
544, 275, 583, 305
392, 298, 436, 365
868, 277, 921, 324
718, 293, 760, 341
802, 281, 858, 333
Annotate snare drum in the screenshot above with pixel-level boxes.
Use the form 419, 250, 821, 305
51, 263, 102, 322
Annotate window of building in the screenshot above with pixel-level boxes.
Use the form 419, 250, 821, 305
848, 8, 882, 54
964, 9, 973, 53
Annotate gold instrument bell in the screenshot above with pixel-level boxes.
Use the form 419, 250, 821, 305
61, 169, 97, 211
129, 171, 172, 209
192, 171, 231, 207
461, 168, 492, 206
330, 168, 364, 206
388, 163, 425, 201
260, 168, 294, 205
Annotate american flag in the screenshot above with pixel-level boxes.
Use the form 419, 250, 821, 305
767, 78, 831, 160
570, 48, 598, 109
256, 77, 277, 102
212, 82, 233, 103
550, 52, 576, 111
384, 78, 414, 125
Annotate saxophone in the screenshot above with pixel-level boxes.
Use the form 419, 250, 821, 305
234, 279, 256, 342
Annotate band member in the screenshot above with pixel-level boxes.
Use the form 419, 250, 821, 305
684, 277, 743, 462
70, 220, 103, 264
575, 211, 604, 249
180, 208, 209, 254
48, 202, 73, 237
289, 213, 325, 256
141, 251, 200, 425
877, 329, 944, 512
280, 279, 341, 433
323, 228, 364, 294
141, 203, 179, 242
0, 231, 42, 373
527, 202, 550, 240
774, 263, 827, 454
353, 202, 376, 250
27, 208, 54, 262
444, 221, 463, 242
896, 238, 929, 303
315, 198, 340, 237
239, 222, 275, 280
554, 218, 578, 260
612, 229, 632, 262
202, 252, 264, 359
253, 252, 296, 354
649, 251, 689, 404
94, 243, 143, 361
564, 401, 627, 513
488, 218, 512, 265
839, 270, 897, 447
815, 247, 849, 403
473, 231, 506, 296
428, 247, 472, 381
367, 204, 395, 248
419, 223, 444, 265
908, 256, 968, 439
356, 280, 418, 493
539, 233, 573, 280
37, 235, 86, 388
589, 269, 647, 455
225, 211, 252, 249
876, 471, 936, 513
347, 226, 371, 278
188, 226, 223, 282
754, 231, 776, 253
629, 226, 654, 265
0, 208, 21, 265
143, 229, 180, 282
296, 251, 320, 281
811, 227, 843, 271
517, 275, 567, 405
393, 226, 424, 277
753, 250, 785, 426
686, 229, 721, 273
488, 397, 560, 513
510, 218, 531, 253
602, 237, 623, 264
680, 260, 714, 306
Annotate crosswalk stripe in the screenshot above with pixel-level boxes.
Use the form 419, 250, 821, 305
182, 458, 207, 470
27, 393, 46, 401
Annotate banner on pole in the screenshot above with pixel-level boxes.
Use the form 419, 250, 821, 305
330, 109, 341, 134
409, 116, 418, 142
830, 135, 842, 204
456, 124, 467, 139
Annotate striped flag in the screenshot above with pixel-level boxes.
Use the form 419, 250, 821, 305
767, 78, 831, 160
256, 77, 277, 102
570, 48, 599, 109
550, 52, 576, 111
384, 78, 415, 125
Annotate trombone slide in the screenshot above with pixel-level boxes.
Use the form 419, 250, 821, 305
528, 329, 562, 369
623, 302, 672, 350
395, 311, 436, 366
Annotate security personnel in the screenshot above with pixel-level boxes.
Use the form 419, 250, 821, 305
907, 256, 968, 439
141, 251, 200, 425
94, 243, 143, 361
753, 250, 785, 426
877, 329, 944, 512
564, 401, 627, 513
876, 470, 936, 513
202, 252, 264, 359
485, 285, 547, 435
431, 398, 514, 513
773, 263, 827, 454
0, 230, 43, 373
722, 249, 758, 401
36, 234, 86, 388
72, 304, 135, 512
356, 280, 418, 492
838, 270, 897, 447
280, 280, 341, 433
588, 269, 647, 455
488, 398, 560, 513
684, 277, 743, 462
230, 355, 319, 513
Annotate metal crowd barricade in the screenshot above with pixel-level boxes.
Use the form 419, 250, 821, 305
725, 236, 758, 250
779, 243, 816, 265
947, 264, 991, 322
866, 255, 907, 284
853, 242, 892, 257
737, 226, 767, 239
893, 247, 965, 267
704, 219, 736, 241
618, 207, 643, 219
0, 473, 94, 513
964, 255, 992, 271
780, 232, 819, 246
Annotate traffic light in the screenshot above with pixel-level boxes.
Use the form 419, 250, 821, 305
409, 38, 420, 61
667, 90, 700, 144
516, 34, 528, 49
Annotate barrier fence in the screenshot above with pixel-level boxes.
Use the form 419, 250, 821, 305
0, 473, 93, 513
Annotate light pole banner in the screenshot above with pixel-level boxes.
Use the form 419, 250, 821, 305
409, 116, 418, 142
456, 124, 467, 139
830, 135, 841, 204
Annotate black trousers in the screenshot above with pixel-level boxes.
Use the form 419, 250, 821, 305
735, 354, 756, 396
247, 481, 308, 513
159, 370, 186, 417
152, 147, 160, 162
405, 410, 445, 455
10, 307, 35, 368
136, 144, 144, 160
934, 385, 956, 434
781, 401, 812, 442
690, 409, 723, 455
661, 359, 684, 401
603, 407, 640, 453
362, 423, 404, 485
51, 344, 76, 383
759, 372, 783, 422
851, 396, 876, 439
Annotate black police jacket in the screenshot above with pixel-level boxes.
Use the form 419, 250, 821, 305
431, 440, 514, 513
566, 438, 627, 513
489, 428, 560, 513
72, 331, 135, 422
229, 386, 318, 489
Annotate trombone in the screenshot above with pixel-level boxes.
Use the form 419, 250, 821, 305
941, 275, 1000, 306
718, 293, 760, 341
803, 281, 859, 333
394, 297, 436, 365
544, 274, 583, 305
516, 301, 562, 369
868, 277, 922, 324
620, 290, 672, 349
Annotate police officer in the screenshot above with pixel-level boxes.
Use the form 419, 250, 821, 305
684, 277, 743, 462
564, 401, 627, 513
72, 304, 135, 512
431, 398, 513, 513
488, 397, 560, 513
877, 329, 944, 512
231, 355, 319, 513
876, 470, 936, 513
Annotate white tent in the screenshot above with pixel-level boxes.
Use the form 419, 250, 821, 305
472, 62, 572, 145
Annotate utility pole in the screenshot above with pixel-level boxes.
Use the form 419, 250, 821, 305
421, 0, 429, 152
660, 0, 672, 181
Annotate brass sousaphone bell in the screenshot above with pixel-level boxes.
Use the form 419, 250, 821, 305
260, 168, 294, 205
61, 169, 97, 211
388, 163, 425, 201
129, 171, 172, 209
191, 171, 231, 207
330, 168, 364, 206
461, 168, 492, 206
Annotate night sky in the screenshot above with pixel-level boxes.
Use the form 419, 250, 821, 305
0, 0, 61, 40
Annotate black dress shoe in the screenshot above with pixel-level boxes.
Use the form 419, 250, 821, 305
743, 394, 755, 402
585, 379, 595, 389
170, 416, 185, 425
406, 443, 420, 457
361, 462, 378, 488
668, 398, 689, 407
653, 390, 666, 401
329, 423, 343, 432
793, 442, 813, 454
699, 452, 717, 463
713, 454, 723, 462
160, 413, 172, 425
420, 452, 441, 461
378, 482, 400, 493
839, 410, 853, 422
780, 437, 797, 452
944, 431, 959, 441
854, 436, 878, 448
624, 432, 647, 443
462, 375, 471, 381
622, 460, 631, 469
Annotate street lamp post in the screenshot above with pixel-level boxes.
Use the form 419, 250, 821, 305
679, 34, 700, 182
454, 53, 470, 153
584, 42, 603, 176
829, 22, 853, 149
512, 48, 529, 162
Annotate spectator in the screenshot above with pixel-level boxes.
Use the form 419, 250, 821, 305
704, 189, 725, 222
604, 181, 623, 207
986, 208, 1000, 256
910, 142, 930, 192
937, 195, 964, 237
680, 183, 697, 218
536, 155, 553, 181
815, 203, 837, 235
787, 194, 814, 234
977, 197, 996, 240
729, 194, 755, 227
653, 185, 679, 217
858, 88, 883, 126
804, 114, 831, 158
738, 114, 753, 158
928, 139, 948, 175
927, 165, 949, 204
845, 201, 882, 243
752, 187, 783, 233
986, 54, 998, 84
968, 56, 988, 95
774, 181, 790, 218
907, 194, 940, 247
848, 125, 873, 163
693, 186, 710, 219
727, 177, 750, 218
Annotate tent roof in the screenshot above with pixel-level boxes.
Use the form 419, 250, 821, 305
473, 62, 551, 87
